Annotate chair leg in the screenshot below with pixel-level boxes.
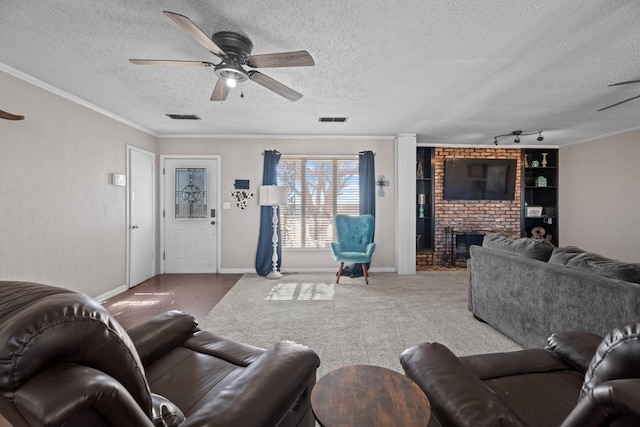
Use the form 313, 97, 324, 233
362, 263, 369, 285
336, 262, 344, 284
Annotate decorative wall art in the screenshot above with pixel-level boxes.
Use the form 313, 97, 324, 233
376, 175, 390, 197
230, 190, 254, 211
230, 179, 253, 211
175, 168, 207, 219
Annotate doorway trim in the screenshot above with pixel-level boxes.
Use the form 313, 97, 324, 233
126, 145, 156, 288
160, 154, 222, 274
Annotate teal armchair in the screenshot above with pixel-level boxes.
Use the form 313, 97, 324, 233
330, 214, 376, 284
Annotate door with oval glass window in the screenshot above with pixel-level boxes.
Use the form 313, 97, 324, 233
163, 157, 218, 273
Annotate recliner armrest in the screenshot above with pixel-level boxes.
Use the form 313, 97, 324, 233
561, 378, 640, 426
182, 340, 320, 427
546, 331, 603, 374
400, 342, 527, 427
127, 310, 198, 366
14, 364, 154, 426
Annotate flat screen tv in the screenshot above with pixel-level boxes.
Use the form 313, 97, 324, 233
443, 158, 516, 201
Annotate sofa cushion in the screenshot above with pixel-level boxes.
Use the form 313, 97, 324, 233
549, 246, 640, 284
482, 233, 555, 262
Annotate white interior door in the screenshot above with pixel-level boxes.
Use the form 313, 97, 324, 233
163, 157, 218, 273
128, 147, 155, 287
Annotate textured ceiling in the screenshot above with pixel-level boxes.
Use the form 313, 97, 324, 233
1, 1, 640, 145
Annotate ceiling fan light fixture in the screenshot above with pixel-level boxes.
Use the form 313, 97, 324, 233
226, 77, 237, 88
215, 63, 248, 85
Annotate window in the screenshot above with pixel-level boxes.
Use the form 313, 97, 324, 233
277, 158, 359, 248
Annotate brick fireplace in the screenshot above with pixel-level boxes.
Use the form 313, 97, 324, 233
419, 147, 522, 269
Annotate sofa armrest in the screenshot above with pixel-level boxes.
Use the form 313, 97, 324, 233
546, 331, 603, 374
127, 310, 198, 366
561, 379, 640, 426
14, 364, 154, 426
182, 340, 320, 427
400, 342, 527, 427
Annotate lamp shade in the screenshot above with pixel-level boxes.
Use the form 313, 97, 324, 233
260, 185, 287, 206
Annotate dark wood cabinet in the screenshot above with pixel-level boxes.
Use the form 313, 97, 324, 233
522, 149, 559, 246
416, 147, 434, 252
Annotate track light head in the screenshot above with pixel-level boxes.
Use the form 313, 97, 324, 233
494, 137, 498, 145
514, 136, 520, 143
537, 132, 544, 142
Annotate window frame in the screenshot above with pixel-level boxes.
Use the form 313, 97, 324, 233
277, 155, 359, 249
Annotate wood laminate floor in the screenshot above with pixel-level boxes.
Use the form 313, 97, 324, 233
103, 273, 241, 329
0, 273, 241, 426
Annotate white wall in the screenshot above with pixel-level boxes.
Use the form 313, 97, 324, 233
158, 137, 396, 272
559, 131, 640, 261
0, 70, 158, 298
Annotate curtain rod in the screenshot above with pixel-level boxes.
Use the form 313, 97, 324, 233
262, 151, 376, 157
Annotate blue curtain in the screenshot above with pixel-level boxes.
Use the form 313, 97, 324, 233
255, 150, 282, 276
343, 150, 375, 277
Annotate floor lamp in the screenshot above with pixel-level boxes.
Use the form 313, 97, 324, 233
260, 185, 287, 279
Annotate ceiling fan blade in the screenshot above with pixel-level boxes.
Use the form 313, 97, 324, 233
597, 93, 640, 112
211, 79, 230, 101
608, 79, 640, 87
163, 11, 225, 57
248, 71, 303, 102
129, 59, 215, 67
0, 109, 24, 120
246, 50, 315, 68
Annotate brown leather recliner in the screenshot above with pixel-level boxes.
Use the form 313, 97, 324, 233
0, 281, 320, 427
400, 319, 640, 427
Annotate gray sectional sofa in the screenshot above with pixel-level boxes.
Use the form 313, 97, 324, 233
468, 234, 640, 348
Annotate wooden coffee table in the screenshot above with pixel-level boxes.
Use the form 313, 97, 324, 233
311, 365, 431, 427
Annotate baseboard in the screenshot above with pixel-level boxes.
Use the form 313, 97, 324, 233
219, 268, 256, 274
95, 284, 128, 303
282, 267, 396, 274
219, 267, 396, 274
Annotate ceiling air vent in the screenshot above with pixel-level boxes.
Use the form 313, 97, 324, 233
166, 114, 201, 120
319, 117, 348, 122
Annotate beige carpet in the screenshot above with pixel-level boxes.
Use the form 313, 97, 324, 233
199, 272, 523, 377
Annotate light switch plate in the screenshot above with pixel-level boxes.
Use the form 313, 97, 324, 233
223, 202, 231, 209
111, 173, 126, 186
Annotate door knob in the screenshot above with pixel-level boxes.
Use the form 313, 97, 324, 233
210, 221, 216, 225
131, 225, 139, 229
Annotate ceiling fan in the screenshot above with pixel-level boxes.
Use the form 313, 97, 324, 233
129, 11, 314, 102
0, 109, 24, 120
598, 79, 640, 112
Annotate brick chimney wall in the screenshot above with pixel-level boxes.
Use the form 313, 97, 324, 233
432, 147, 522, 266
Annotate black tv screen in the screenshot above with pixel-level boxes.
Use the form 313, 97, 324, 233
443, 158, 516, 201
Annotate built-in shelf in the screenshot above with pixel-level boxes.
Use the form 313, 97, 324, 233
522, 149, 559, 246
416, 147, 434, 252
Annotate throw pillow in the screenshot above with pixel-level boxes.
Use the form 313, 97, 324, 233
482, 233, 555, 262
549, 246, 640, 284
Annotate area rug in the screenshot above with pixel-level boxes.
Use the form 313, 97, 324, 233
199, 272, 522, 377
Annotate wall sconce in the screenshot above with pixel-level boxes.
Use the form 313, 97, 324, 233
493, 130, 544, 145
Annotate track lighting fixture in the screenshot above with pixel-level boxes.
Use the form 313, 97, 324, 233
493, 130, 545, 145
